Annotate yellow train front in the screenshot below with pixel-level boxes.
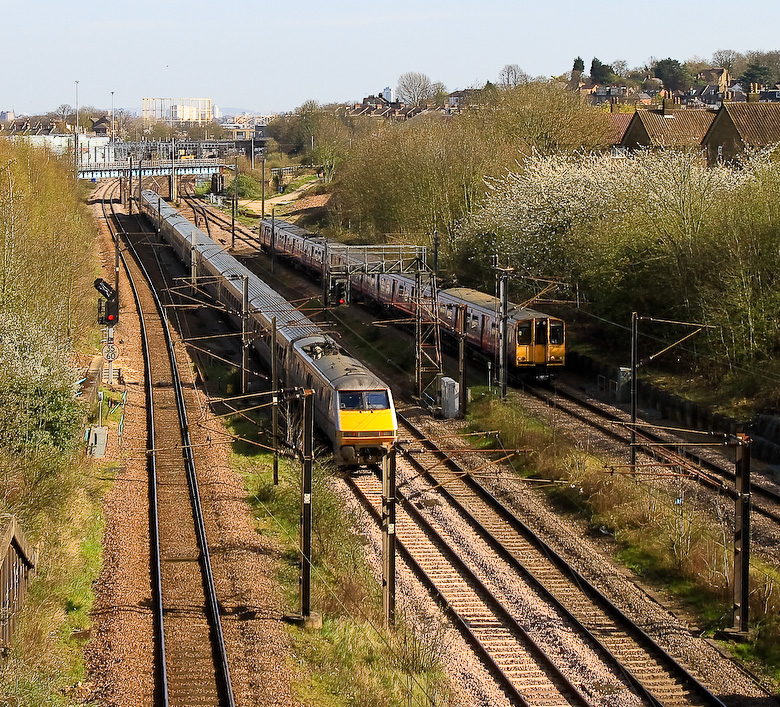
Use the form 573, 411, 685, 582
439, 287, 565, 380
290, 338, 397, 467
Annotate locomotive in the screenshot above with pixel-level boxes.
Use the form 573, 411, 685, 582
139, 190, 397, 467
258, 219, 565, 380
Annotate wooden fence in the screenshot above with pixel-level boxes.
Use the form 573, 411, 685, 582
1, 516, 37, 648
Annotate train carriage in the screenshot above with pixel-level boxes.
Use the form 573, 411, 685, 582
140, 190, 397, 467
256, 216, 566, 380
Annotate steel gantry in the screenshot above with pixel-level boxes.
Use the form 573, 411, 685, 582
322, 243, 443, 404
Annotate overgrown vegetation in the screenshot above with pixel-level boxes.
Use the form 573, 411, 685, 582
456, 148, 780, 402
467, 390, 780, 684
242, 450, 454, 705
0, 141, 103, 703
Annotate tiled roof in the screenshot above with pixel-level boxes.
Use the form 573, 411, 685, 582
634, 109, 715, 147
605, 113, 632, 144
721, 102, 780, 146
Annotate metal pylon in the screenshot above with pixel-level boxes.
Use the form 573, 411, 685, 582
415, 270, 442, 403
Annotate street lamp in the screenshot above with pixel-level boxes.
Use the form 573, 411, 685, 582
74, 80, 79, 169
111, 91, 114, 161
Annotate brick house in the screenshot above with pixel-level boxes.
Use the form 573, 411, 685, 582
620, 103, 715, 150
701, 102, 780, 164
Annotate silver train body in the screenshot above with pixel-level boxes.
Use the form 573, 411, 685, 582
139, 190, 397, 467
257, 219, 565, 379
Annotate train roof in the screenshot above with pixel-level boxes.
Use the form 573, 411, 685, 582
294, 337, 391, 390
441, 287, 558, 321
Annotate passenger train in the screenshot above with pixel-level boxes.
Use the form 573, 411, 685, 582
139, 190, 397, 467
257, 219, 565, 379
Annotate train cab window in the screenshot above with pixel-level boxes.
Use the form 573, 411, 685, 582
365, 391, 390, 410
535, 320, 548, 345
549, 322, 564, 345
517, 322, 532, 345
339, 392, 362, 410
339, 391, 390, 410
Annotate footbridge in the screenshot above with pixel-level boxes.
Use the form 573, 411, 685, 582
78, 158, 225, 181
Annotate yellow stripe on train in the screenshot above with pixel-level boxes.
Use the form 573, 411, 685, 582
337, 410, 397, 441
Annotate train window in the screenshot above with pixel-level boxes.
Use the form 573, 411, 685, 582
365, 391, 390, 410
339, 392, 363, 410
338, 391, 390, 410
550, 322, 564, 345
517, 323, 532, 345
470, 315, 478, 330
535, 320, 548, 345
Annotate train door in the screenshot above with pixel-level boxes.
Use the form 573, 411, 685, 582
515, 321, 533, 366
533, 319, 548, 365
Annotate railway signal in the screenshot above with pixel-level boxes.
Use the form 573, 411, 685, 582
105, 294, 119, 326
332, 280, 348, 306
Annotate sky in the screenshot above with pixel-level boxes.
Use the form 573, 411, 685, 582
2, 0, 779, 117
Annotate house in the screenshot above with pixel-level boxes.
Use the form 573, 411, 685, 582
605, 112, 632, 146
620, 102, 715, 150
695, 68, 730, 93
701, 102, 780, 164
92, 116, 111, 136
447, 89, 480, 109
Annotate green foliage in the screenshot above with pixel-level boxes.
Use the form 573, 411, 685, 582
457, 147, 780, 377
652, 57, 694, 91
739, 62, 773, 88
590, 57, 618, 85
330, 82, 611, 251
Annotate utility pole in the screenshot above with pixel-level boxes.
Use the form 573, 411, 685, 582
231, 156, 238, 249
382, 447, 397, 628
300, 389, 314, 622
630, 311, 638, 471
241, 276, 249, 395
272, 317, 279, 485
110, 91, 114, 161
732, 433, 752, 636
74, 80, 79, 171
492, 255, 512, 399
261, 158, 266, 219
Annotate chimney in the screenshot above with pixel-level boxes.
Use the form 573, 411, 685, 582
662, 97, 677, 115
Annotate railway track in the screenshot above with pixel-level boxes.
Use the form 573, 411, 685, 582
99, 181, 235, 707
346, 412, 730, 707
524, 381, 780, 528
154, 185, 776, 704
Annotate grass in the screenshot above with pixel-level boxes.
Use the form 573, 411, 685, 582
241, 452, 455, 705
0, 463, 108, 706
465, 389, 780, 689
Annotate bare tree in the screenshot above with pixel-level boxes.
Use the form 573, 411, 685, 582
611, 60, 629, 79
711, 48, 742, 72
498, 64, 530, 88
396, 71, 434, 107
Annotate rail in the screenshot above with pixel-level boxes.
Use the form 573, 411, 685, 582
0, 516, 37, 647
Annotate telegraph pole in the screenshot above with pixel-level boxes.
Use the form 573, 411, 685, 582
382, 447, 397, 628
492, 255, 512, 399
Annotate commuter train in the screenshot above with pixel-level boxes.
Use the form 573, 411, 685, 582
257, 219, 565, 379
139, 190, 397, 467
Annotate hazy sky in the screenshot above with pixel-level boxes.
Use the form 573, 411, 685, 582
2, 0, 778, 116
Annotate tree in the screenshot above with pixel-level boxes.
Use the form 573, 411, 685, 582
396, 72, 434, 107
498, 64, 530, 88
590, 57, 616, 85
739, 63, 773, 89
711, 49, 742, 72
653, 58, 693, 92
612, 60, 629, 79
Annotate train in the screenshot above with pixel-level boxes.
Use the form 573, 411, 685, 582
257, 219, 565, 380
139, 190, 398, 467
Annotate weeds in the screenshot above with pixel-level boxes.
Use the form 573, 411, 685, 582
242, 453, 455, 705
466, 389, 780, 685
